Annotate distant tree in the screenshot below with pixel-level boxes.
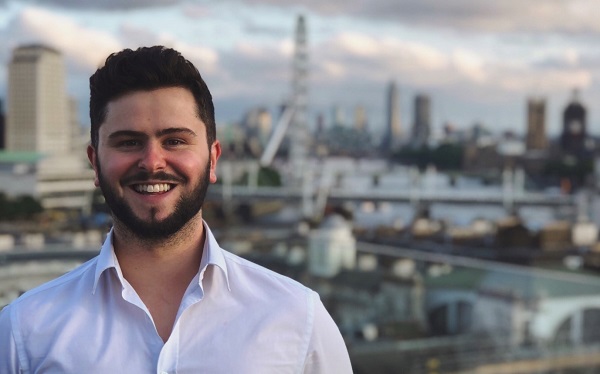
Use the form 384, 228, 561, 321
393, 145, 430, 169
393, 143, 464, 171
430, 143, 464, 170
257, 166, 282, 187
14, 195, 44, 219
542, 157, 593, 190
238, 166, 282, 187
0, 194, 43, 221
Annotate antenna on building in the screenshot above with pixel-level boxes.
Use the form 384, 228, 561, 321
572, 88, 581, 103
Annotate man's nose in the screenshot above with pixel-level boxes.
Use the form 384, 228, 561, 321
138, 142, 166, 171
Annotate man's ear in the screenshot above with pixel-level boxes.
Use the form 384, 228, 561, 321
209, 140, 222, 184
87, 144, 100, 187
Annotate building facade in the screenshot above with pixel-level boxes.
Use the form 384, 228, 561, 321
7, 45, 70, 154
354, 105, 367, 131
561, 90, 587, 155
413, 94, 431, 147
382, 81, 401, 153
525, 97, 548, 151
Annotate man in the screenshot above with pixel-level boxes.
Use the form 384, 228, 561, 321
0, 46, 352, 373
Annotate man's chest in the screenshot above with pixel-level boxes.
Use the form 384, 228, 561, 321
25, 300, 308, 374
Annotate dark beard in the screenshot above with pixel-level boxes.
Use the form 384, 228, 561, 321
97, 160, 211, 241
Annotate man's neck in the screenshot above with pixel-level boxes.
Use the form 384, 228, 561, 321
111, 215, 205, 278
111, 216, 206, 342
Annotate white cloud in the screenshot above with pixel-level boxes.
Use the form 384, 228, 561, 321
335, 32, 380, 57
563, 49, 580, 67
495, 68, 591, 93
11, 6, 121, 71
231, 0, 600, 34
321, 60, 345, 78
451, 49, 486, 83
2, 1, 598, 133
173, 41, 219, 73
117, 23, 220, 74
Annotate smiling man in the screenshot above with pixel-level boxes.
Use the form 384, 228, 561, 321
0, 46, 352, 373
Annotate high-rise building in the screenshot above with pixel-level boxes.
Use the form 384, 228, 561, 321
7, 45, 69, 154
525, 97, 548, 151
242, 107, 272, 145
413, 94, 431, 147
354, 105, 367, 131
332, 105, 345, 127
561, 89, 586, 155
382, 81, 401, 153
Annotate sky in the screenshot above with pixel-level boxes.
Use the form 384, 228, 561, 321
0, 0, 599, 139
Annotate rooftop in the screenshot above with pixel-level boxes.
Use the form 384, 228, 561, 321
0, 151, 45, 164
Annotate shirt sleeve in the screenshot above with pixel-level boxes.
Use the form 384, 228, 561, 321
0, 305, 22, 373
303, 292, 353, 373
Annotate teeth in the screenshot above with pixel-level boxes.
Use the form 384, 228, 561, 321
134, 184, 172, 193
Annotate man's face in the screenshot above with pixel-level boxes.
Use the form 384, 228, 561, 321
87, 87, 221, 240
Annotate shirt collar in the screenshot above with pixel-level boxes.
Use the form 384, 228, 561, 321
200, 222, 231, 291
92, 221, 230, 294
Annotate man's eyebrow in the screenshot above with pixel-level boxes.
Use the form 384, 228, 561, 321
156, 127, 197, 137
107, 128, 197, 140
107, 130, 146, 140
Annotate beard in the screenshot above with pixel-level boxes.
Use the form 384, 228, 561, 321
97, 160, 211, 241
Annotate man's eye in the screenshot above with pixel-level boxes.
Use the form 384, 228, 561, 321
120, 140, 139, 147
165, 139, 185, 146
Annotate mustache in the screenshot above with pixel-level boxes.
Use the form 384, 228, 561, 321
121, 171, 186, 185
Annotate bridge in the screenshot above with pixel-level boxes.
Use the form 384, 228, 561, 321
207, 185, 574, 207
213, 160, 578, 220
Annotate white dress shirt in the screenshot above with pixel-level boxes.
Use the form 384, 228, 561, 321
0, 223, 352, 373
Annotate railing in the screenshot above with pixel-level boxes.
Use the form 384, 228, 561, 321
207, 184, 575, 207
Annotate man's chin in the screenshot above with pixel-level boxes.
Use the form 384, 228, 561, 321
116, 220, 182, 240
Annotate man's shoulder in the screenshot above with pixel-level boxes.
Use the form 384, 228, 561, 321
6, 256, 98, 313
220, 249, 314, 299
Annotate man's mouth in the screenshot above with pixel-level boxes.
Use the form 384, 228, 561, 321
133, 183, 173, 194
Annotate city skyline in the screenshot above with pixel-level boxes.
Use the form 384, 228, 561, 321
0, 1, 598, 138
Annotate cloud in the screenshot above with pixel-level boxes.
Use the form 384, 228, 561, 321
312, 32, 474, 88
2, 0, 597, 134
8, 6, 121, 71
211, 40, 290, 99
230, 0, 600, 34
451, 49, 486, 83
118, 23, 219, 73
173, 42, 219, 73
232, 0, 600, 37
30, 0, 182, 10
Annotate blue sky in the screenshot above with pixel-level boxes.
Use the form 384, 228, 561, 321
1, 0, 599, 139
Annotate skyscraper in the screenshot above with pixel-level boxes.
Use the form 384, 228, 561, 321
6, 45, 69, 154
332, 105, 345, 127
354, 105, 367, 131
382, 81, 401, 153
413, 94, 431, 147
561, 89, 586, 155
525, 97, 548, 151
242, 106, 272, 145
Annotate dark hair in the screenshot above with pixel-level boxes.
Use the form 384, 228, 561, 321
89, 46, 216, 149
